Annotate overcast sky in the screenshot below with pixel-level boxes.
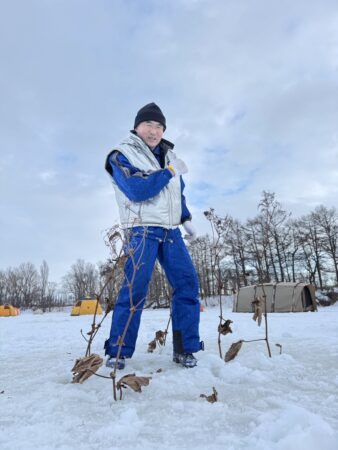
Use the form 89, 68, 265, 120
1, 0, 338, 283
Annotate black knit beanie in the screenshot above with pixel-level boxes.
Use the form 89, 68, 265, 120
134, 102, 166, 130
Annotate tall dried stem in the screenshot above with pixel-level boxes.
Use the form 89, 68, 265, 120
255, 255, 272, 358
261, 285, 272, 357
109, 228, 148, 400
85, 270, 117, 357
204, 209, 231, 359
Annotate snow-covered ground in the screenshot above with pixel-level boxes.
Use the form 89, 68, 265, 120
1, 304, 338, 450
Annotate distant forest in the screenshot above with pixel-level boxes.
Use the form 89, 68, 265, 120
1, 192, 337, 310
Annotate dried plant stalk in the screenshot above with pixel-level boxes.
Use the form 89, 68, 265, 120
83, 226, 127, 358
71, 225, 154, 402
204, 208, 231, 360
261, 288, 272, 358
108, 227, 149, 400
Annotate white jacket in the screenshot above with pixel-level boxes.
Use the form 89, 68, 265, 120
109, 133, 182, 229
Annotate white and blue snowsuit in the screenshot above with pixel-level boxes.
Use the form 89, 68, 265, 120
104, 132, 203, 358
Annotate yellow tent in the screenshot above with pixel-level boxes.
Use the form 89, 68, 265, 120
0, 304, 20, 317
70, 297, 103, 316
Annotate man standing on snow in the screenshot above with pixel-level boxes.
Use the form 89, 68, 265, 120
104, 102, 203, 369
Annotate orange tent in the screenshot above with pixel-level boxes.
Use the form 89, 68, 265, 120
0, 304, 20, 317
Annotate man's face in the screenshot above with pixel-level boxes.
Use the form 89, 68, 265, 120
135, 120, 164, 150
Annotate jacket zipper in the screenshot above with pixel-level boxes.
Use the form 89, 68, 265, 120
167, 184, 173, 228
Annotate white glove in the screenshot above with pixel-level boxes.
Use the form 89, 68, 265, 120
183, 220, 197, 242
168, 158, 188, 176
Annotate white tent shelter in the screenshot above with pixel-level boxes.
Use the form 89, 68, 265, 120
233, 282, 317, 313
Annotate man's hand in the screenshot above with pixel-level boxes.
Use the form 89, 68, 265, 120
183, 220, 197, 242
168, 158, 188, 176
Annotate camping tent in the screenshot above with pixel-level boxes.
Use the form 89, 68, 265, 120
0, 304, 20, 317
233, 282, 317, 313
70, 297, 103, 316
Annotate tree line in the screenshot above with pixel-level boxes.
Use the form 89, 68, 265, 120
1, 192, 337, 310
0, 260, 59, 311
190, 192, 338, 298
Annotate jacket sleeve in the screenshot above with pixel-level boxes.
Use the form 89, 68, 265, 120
180, 177, 192, 224
108, 151, 173, 202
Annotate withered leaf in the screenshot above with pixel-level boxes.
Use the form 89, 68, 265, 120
71, 353, 103, 383
147, 330, 167, 352
147, 339, 157, 353
200, 387, 218, 403
252, 297, 263, 326
218, 319, 233, 335
224, 340, 243, 362
155, 330, 166, 345
117, 373, 151, 393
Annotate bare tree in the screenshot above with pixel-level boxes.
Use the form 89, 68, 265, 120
258, 191, 291, 282
63, 259, 99, 300
228, 219, 250, 288
36, 260, 49, 311
296, 215, 326, 289
18, 263, 39, 308
199, 193, 338, 290
245, 217, 271, 283
0, 270, 6, 304
311, 205, 338, 284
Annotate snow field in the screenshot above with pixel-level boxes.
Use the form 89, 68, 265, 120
1, 306, 338, 450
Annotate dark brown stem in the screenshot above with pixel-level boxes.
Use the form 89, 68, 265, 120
261, 285, 272, 358
218, 268, 223, 359
112, 309, 135, 377
85, 297, 100, 357
112, 374, 117, 401
264, 303, 272, 357
217, 331, 222, 359
85, 269, 117, 357
112, 229, 147, 366
86, 369, 111, 379
107, 226, 147, 401
80, 329, 89, 342
163, 310, 171, 346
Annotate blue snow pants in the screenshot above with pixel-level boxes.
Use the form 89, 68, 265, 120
104, 226, 203, 358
